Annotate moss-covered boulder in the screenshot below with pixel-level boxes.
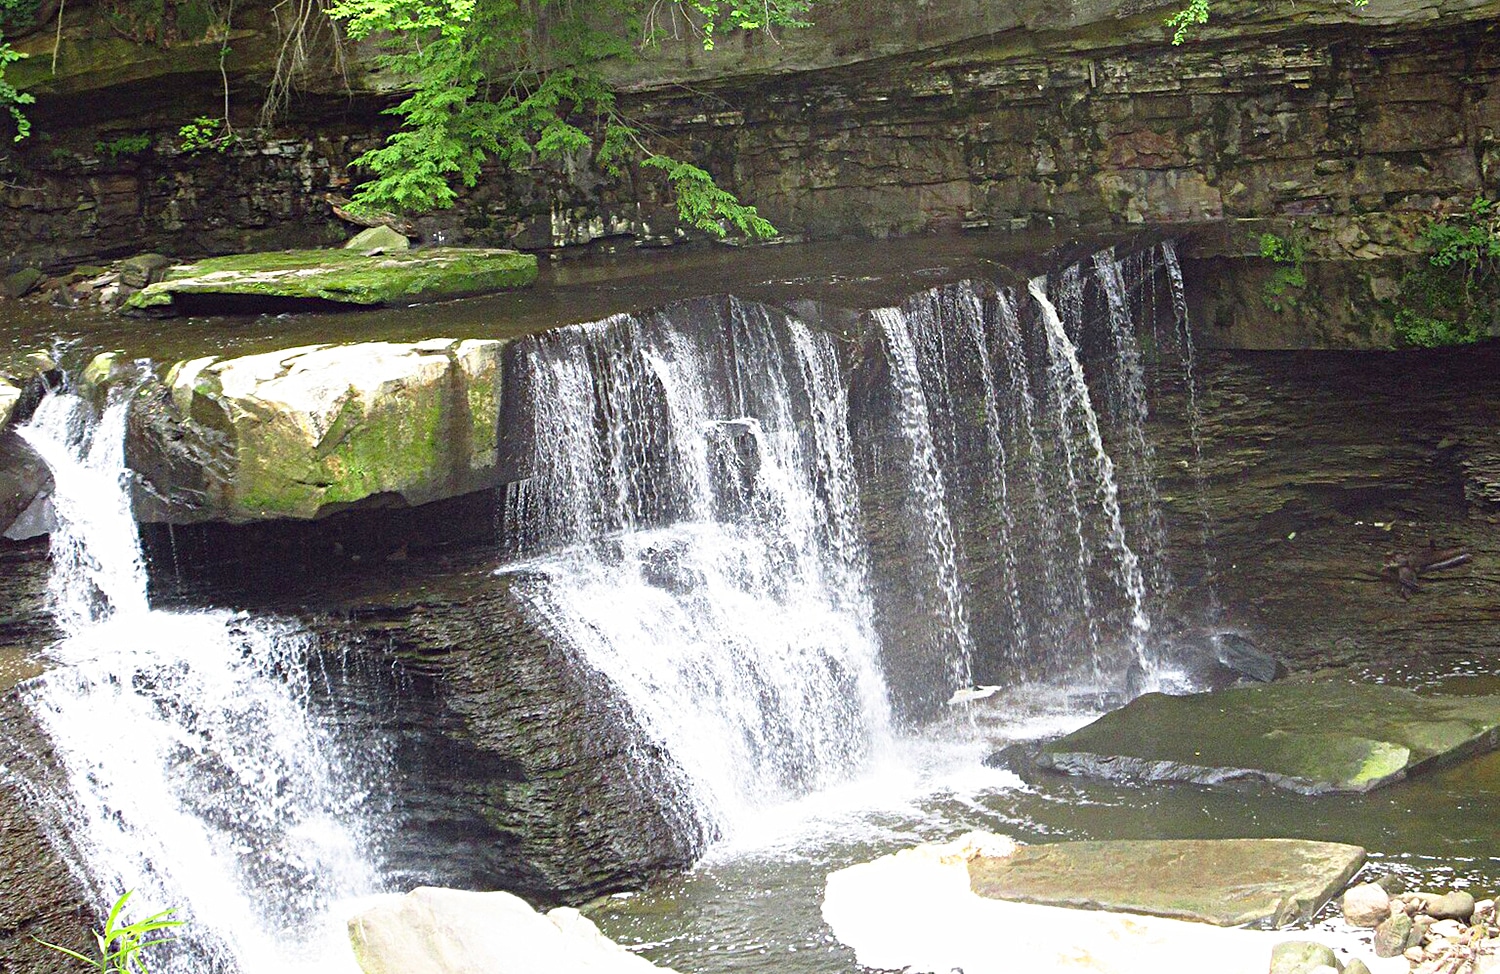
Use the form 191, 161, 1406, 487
122, 247, 538, 314
136, 339, 506, 521
1036, 682, 1500, 795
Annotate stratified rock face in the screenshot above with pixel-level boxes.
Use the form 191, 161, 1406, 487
968, 838, 1366, 928
131, 339, 505, 522
124, 248, 537, 314
1036, 682, 1500, 794
347, 887, 676, 974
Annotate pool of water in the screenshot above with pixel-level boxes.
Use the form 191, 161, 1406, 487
590, 667, 1500, 974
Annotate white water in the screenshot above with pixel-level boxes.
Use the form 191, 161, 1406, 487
873, 303, 977, 693
11, 389, 382, 974
502, 302, 894, 845
1029, 275, 1154, 672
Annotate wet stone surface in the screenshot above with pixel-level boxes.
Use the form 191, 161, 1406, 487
967, 838, 1366, 927
1036, 681, 1500, 794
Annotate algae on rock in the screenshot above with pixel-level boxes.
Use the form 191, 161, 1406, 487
124, 247, 538, 313
141, 339, 507, 521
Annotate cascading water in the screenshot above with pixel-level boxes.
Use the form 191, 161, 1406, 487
8, 385, 385, 974
500, 299, 893, 846
1028, 275, 1153, 674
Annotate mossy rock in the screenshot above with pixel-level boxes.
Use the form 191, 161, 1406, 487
156, 339, 507, 520
1037, 682, 1500, 794
123, 247, 538, 314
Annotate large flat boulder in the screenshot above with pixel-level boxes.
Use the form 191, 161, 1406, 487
348, 886, 675, 974
968, 838, 1365, 928
123, 247, 537, 313
133, 339, 504, 521
822, 833, 1385, 974
1037, 682, 1500, 795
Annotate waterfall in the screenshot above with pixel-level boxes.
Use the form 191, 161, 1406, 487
500, 299, 893, 846
1161, 239, 1221, 610
9, 386, 384, 974
872, 302, 977, 694
1028, 275, 1154, 674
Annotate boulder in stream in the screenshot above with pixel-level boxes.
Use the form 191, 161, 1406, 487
1036, 682, 1500, 795
967, 837, 1365, 928
122, 246, 537, 314
348, 886, 675, 974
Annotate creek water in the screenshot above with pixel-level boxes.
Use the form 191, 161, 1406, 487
4, 236, 1499, 974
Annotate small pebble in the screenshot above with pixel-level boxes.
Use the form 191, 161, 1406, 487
1429, 918, 1466, 941
1406, 945, 1427, 962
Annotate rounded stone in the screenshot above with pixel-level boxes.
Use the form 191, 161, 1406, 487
1429, 891, 1477, 922
1270, 940, 1340, 974
1404, 945, 1425, 963
1374, 912, 1414, 958
1343, 961, 1371, 974
1342, 882, 1392, 927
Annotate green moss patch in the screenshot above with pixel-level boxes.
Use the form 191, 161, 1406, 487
1037, 682, 1500, 795
125, 247, 538, 313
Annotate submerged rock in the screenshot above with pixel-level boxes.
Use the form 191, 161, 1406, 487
348, 886, 675, 974
1036, 682, 1500, 795
122, 246, 537, 314
131, 339, 505, 522
967, 838, 1364, 928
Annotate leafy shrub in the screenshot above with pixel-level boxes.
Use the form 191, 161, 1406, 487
1393, 197, 1500, 348
95, 133, 153, 160
178, 115, 234, 154
1258, 232, 1307, 313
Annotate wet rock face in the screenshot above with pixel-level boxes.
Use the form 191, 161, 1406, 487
1153, 345, 1500, 674
294, 556, 703, 905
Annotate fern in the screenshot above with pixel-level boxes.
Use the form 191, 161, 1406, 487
643, 155, 776, 238
328, 0, 808, 237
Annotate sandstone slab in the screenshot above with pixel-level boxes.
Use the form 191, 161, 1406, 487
968, 838, 1365, 928
348, 886, 674, 974
1036, 682, 1500, 795
123, 247, 536, 313
822, 833, 1389, 974
142, 339, 505, 521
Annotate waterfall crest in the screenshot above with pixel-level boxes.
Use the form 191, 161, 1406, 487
500, 298, 893, 846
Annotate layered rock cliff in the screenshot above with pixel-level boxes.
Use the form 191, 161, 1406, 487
3, 0, 1499, 347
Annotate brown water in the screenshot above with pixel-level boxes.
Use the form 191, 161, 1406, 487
1, 233, 1103, 374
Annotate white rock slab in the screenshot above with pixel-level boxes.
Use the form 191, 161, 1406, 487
348, 886, 675, 974
822, 832, 1405, 974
